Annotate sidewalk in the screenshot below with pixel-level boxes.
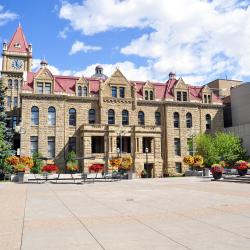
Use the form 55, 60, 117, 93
1, 178, 250, 250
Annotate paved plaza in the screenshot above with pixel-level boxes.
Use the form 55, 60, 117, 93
1, 177, 250, 250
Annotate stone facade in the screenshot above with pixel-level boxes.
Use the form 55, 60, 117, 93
1, 26, 224, 177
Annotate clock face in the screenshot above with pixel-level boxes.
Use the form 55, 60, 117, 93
11, 59, 23, 70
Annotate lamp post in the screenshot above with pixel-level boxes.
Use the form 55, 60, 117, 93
118, 126, 126, 157
145, 147, 149, 178
116, 148, 120, 157
15, 122, 26, 156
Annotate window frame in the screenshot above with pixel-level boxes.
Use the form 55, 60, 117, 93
122, 110, 129, 125
88, 109, 96, 124
108, 109, 115, 125
138, 111, 145, 125
31, 106, 39, 126
173, 112, 180, 128
186, 112, 192, 128
155, 112, 161, 126
111, 86, 117, 98
69, 108, 76, 126
48, 106, 56, 126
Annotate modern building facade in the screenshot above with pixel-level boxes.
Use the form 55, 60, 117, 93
1, 26, 224, 177
225, 83, 250, 155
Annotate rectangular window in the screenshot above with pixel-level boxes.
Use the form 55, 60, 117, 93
208, 95, 211, 103
177, 91, 182, 101
68, 137, 76, 153
204, 94, 207, 103
13, 97, 18, 108
12, 116, 17, 129
143, 137, 152, 153
48, 136, 55, 158
30, 136, 38, 156
119, 87, 125, 98
91, 136, 105, 153
175, 162, 182, 173
7, 96, 11, 108
37, 82, 43, 94
111, 86, 117, 97
187, 138, 193, 155
174, 138, 181, 156
116, 137, 131, 153
182, 92, 187, 101
44, 83, 51, 94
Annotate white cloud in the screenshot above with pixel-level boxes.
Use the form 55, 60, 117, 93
59, 0, 250, 85
31, 58, 153, 81
69, 40, 102, 55
0, 5, 18, 26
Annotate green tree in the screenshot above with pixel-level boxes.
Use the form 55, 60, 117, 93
195, 132, 248, 167
0, 82, 14, 172
31, 152, 44, 174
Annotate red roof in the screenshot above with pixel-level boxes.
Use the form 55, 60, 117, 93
7, 25, 29, 53
22, 68, 222, 103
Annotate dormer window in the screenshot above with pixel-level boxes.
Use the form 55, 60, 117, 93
111, 86, 117, 97
83, 86, 88, 96
78, 86, 82, 96
176, 91, 187, 101
150, 91, 154, 100
37, 82, 43, 94
44, 83, 51, 94
203, 94, 212, 104
145, 90, 149, 100
119, 87, 125, 98
36, 82, 52, 94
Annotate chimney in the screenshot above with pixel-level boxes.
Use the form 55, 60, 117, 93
169, 72, 176, 80
28, 43, 32, 53
3, 41, 7, 51
40, 58, 48, 68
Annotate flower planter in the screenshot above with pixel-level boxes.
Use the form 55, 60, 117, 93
212, 172, 222, 180
18, 171, 25, 183
237, 168, 248, 176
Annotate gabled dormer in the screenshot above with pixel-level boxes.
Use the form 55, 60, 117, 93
102, 68, 132, 99
33, 60, 54, 94
143, 80, 154, 100
76, 76, 89, 97
201, 85, 212, 104
174, 78, 189, 102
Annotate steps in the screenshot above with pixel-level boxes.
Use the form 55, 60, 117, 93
213, 175, 250, 184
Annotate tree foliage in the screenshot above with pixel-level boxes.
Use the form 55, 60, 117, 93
195, 132, 248, 167
0, 82, 14, 172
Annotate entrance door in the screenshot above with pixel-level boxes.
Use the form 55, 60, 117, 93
144, 163, 154, 178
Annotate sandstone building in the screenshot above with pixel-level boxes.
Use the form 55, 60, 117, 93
1, 26, 224, 177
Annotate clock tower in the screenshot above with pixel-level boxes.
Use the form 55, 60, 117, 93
1, 24, 32, 151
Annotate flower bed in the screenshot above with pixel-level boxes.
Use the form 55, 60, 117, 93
42, 164, 59, 173
234, 160, 249, 176
89, 164, 104, 173
211, 163, 223, 180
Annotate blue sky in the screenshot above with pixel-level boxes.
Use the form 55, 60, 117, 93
0, 0, 250, 85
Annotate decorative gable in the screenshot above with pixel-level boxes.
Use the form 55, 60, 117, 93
143, 81, 155, 100
76, 76, 89, 96
102, 68, 132, 99
201, 85, 212, 104
174, 78, 189, 102
35, 67, 53, 81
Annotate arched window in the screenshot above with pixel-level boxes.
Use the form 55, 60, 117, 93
31, 106, 39, 125
83, 86, 88, 96
155, 112, 161, 126
150, 91, 154, 100
8, 79, 12, 88
186, 113, 192, 128
122, 110, 129, 125
108, 109, 115, 124
77, 86, 82, 96
206, 114, 211, 129
145, 91, 149, 100
138, 111, 145, 125
48, 107, 56, 126
89, 109, 96, 124
173, 112, 179, 128
14, 79, 19, 90
69, 108, 76, 126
